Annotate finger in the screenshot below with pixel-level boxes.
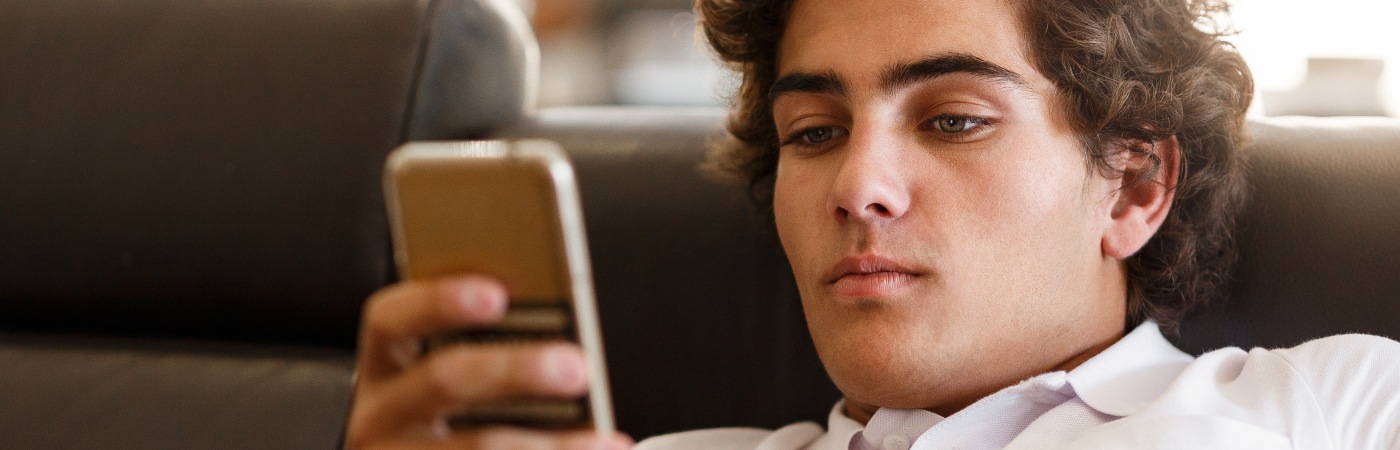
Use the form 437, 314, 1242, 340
358, 428, 632, 450
365, 275, 509, 341
348, 425, 630, 450
444, 427, 634, 450
355, 342, 590, 434
358, 275, 508, 379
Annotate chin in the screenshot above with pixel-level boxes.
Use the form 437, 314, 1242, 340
825, 351, 953, 410
810, 315, 960, 409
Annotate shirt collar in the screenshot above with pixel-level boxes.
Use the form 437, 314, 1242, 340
818, 321, 1194, 447
1065, 320, 1195, 417
811, 400, 863, 450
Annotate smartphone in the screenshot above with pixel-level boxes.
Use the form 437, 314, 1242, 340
382, 139, 614, 433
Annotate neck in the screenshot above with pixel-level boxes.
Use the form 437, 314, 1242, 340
842, 328, 1124, 424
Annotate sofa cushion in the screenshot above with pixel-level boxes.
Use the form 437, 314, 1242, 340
0, 334, 353, 450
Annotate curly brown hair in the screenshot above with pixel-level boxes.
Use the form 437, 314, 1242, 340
697, 0, 1254, 334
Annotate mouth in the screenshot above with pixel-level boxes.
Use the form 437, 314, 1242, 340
822, 255, 923, 297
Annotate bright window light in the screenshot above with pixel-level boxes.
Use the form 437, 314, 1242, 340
1227, 0, 1400, 116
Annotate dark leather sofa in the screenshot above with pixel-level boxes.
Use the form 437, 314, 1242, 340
0, 0, 533, 447
2, 0, 1398, 448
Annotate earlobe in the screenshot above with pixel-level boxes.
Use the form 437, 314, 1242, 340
1102, 136, 1180, 259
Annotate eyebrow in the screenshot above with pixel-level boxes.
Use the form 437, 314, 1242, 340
769, 70, 848, 101
769, 53, 1032, 101
881, 53, 1032, 94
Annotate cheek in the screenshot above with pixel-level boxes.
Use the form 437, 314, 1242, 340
995, 137, 1091, 222
772, 162, 795, 236
772, 160, 820, 258
956, 140, 1098, 264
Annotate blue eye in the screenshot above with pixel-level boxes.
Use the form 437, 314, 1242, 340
927, 115, 985, 133
918, 114, 996, 143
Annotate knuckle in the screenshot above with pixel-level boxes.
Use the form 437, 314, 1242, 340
422, 352, 466, 400
361, 291, 391, 328
444, 344, 559, 398
423, 345, 518, 400
487, 346, 535, 394
362, 284, 411, 334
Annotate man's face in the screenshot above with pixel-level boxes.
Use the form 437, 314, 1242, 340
772, 0, 1128, 414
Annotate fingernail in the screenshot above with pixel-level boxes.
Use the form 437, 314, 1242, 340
456, 282, 505, 318
544, 347, 585, 391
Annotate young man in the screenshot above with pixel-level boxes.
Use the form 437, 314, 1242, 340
345, 0, 1400, 448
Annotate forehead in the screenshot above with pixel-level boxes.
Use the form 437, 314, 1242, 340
777, 0, 1045, 90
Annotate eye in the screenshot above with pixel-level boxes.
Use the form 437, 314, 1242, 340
781, 125, 848, 149
924, 115, 988, 134
918, 114, 995, 143
800, 127, 838, 143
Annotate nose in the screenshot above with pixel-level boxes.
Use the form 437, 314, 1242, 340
827, 133, 911, 224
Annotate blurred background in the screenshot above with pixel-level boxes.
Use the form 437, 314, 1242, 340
512, 0, 1400, 117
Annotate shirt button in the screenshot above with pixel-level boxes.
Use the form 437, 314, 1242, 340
882, 435, 910, 450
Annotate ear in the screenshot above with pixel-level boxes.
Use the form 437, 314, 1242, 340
1102, 136, 1180, 259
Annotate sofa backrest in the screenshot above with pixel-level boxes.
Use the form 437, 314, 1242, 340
0, 0, 534, 347
1175, 117, 1400, 353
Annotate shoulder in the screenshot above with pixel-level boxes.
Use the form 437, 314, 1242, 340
1121, 335, 1400, 448
1272, 334, 1400, 449
1192, 333, 1400, 384
1235, 334, 1400, 448
1258, 334, 1400, 410
1267, 333, 1400, 375
635, 422, 825, 450
1203, 333, 1400, 395
1178, 335, 1400, 404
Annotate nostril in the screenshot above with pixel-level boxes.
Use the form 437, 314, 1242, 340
832, 206, 850, 221
858, 202, 899, 219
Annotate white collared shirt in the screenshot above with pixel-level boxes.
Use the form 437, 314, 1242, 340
636, 322, 1400, 449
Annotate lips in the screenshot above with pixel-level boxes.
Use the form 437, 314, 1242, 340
822, 255, 923, 297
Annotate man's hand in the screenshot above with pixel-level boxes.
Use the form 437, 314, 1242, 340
346, 275, 632, 450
